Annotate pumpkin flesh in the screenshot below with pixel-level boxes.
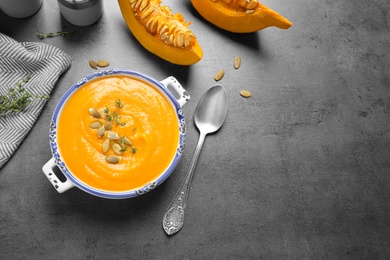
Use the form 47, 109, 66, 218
191, 0, 292, 33
118, 0, 203, 65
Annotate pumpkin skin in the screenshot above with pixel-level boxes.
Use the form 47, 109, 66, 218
190, 0, 292, 33
118, 0, 203, 65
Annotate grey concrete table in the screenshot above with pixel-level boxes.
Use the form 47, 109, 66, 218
1, 0, 390, 259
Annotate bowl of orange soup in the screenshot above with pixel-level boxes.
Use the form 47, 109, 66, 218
42, 69, 190, 199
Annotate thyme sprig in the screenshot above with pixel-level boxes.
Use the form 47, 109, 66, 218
0, 76, 49, 117
36, 28, 74, 39
117, 136, 137, 154
104, 99, 126, 126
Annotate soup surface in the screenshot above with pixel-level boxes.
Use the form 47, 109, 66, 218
57, 75, 180, 192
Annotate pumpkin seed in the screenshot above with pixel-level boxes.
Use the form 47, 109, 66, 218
177, 32, 184, 47
105, 155, 119, 164
102, 139, 110, 153
141, 5, 154, 19
246, 9, 255, 14
214, 70, 225, 81
105, 121, 112, 131
96, 60, 110, 67
184, 34, 192, 47
238, 0, 248, 7
133, 1, 196, 49
90, 121, 102, 129
89, 60, 97, 70
112, 143, 123, 155
123, 136, 132, 146
98, 125, 105, 138
107, 131, 120, 141
160, 25, 168, 35
134, 0, 143, 10
139, 0, 149, 11
246, 0, 258, 10
234, 56, 241, 69
240, 90, 252, 98
89, 108, 101, 118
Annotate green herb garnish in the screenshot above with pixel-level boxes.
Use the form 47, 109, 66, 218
115, 99, 124, 108
0, 76, 49, 117
117, 136, 137, 154
104, 100, 126, 126
36, 28, 74, 39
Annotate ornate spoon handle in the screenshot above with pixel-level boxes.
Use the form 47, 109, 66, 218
162, 132, 206, 235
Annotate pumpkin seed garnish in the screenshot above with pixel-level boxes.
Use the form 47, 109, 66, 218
89, 108, 101, 118
123, 136, 132, 146
105, 121, 112, 131
87, 100, 137, 164
112, 143, 123, 155
102, 139, 110, 153
97, 125, 106, 138
90, 121, 102, 129
105, 155, 119, 164
107, 131, 120, 140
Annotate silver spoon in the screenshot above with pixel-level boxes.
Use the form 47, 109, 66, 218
162, 84, 228, 236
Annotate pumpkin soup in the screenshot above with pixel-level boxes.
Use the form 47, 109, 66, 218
57, 75, 180, 192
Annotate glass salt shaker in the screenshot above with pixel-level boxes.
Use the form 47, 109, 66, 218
57, 0, 103, 26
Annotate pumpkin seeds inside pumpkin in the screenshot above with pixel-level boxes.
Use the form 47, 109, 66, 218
245, 0, 258, 10
240, 90, 252, 98
131, 0, 196, 49
89, 108, 101, 118
214, 70, 225, 81
105, 155, 119, 164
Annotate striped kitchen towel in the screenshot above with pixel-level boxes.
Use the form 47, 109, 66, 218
0, 33, 71, 169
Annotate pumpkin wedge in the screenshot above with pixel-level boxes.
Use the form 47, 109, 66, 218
191, 0, 292, 33
118, 0, 203, 65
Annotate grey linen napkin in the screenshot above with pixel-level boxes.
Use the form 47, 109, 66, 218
0, 33, 71, 169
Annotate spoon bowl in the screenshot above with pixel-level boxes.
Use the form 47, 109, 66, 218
195, 85, 228, 134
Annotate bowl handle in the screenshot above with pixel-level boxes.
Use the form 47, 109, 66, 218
42, 158, 75, 193
160, 76, 190, 108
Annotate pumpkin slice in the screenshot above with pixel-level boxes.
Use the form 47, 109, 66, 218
118, 0, 203, 65
191, 0, 292, 33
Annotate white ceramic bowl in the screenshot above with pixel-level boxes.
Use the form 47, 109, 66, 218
42, 69, 190, 199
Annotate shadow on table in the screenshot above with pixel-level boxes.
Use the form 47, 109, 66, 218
46, 178, 173, 224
